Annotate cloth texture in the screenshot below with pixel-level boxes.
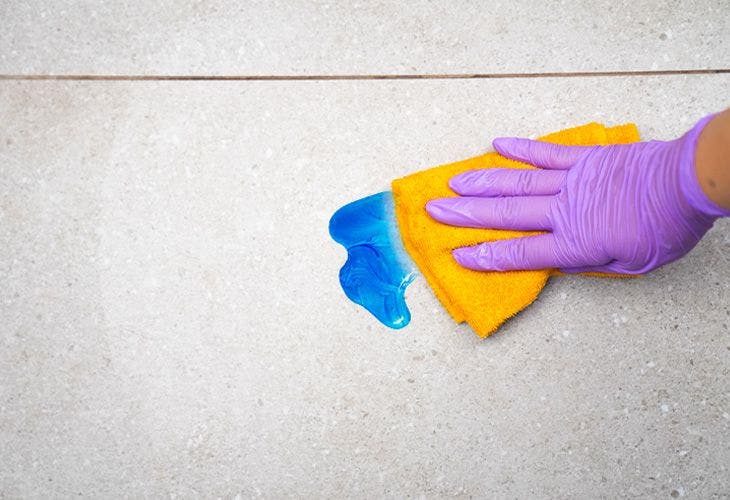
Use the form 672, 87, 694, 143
391, 122, 641, 337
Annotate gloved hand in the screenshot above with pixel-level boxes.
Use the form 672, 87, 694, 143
426, 115, 730, 274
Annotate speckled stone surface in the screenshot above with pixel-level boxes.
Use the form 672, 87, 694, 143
1, 77, 729, 498
0, 0, 728, 75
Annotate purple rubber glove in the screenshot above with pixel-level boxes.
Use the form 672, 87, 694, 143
426, 115, 730, 274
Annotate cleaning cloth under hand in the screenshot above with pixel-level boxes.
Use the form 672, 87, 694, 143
391, 122, 640, 337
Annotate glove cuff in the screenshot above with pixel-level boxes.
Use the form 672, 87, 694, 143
678, 113, 730, 219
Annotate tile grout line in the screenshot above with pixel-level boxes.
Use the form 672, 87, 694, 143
0, 69, 729, 81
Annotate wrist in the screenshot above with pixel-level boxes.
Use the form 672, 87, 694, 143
677, 113, 730, 218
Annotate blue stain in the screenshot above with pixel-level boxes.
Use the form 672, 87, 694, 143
329, 191, 417, 329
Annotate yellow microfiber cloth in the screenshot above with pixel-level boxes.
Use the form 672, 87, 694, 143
391, 122, 641, 337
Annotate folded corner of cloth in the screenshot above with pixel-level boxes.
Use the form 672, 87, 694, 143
391, 121, 641, 338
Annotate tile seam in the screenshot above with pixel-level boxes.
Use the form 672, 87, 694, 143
1, 69, 729, 81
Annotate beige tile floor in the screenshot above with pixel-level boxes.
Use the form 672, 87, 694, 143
1, 1, 729, 74
1, 3, 729, 499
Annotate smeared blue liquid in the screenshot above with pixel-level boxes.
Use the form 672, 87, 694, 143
329, 191, 417, 329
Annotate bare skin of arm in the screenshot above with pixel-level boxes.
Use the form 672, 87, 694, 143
696, 107, 730, 210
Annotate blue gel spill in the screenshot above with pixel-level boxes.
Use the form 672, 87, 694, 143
329, 191, 417, 329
